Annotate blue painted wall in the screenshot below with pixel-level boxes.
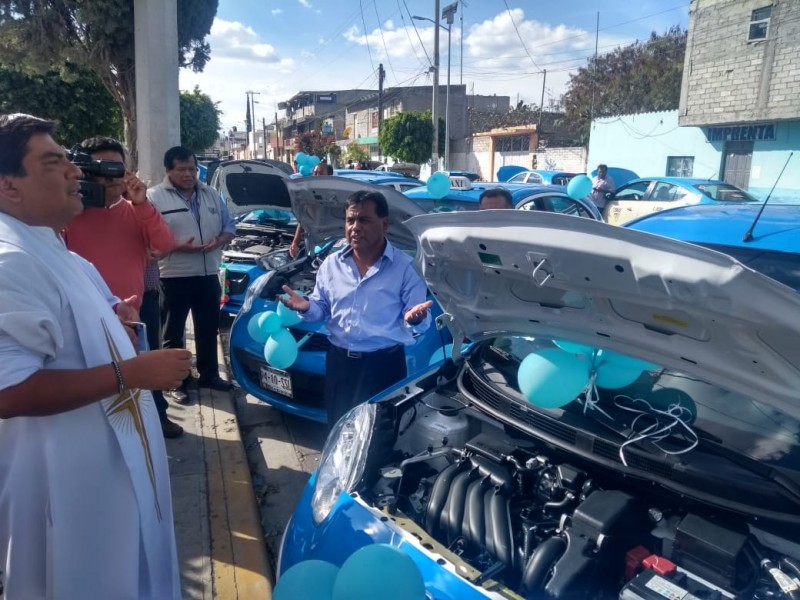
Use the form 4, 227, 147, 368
588, 110, 800, 203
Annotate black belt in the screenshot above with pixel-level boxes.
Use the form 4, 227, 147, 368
331, 344, 403, 360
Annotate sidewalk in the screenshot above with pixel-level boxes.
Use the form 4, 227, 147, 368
163, 323, 273, 599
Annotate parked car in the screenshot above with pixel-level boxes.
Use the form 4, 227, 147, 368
625, 202, 800, 292
217, 169, 423, 315
506, 169, 580, 186
404, 182, 604, 220
228, 177, 450, 423
374, 162, 421, 178
279, 209, 800, 600
603, 177, 759, 225
332, 170, 425, 192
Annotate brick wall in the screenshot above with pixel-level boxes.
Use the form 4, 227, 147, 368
680, 0, 800, 126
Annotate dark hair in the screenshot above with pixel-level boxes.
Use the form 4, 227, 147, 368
314, 162, 333, 175
345, 189, 389, 218
597, 164, 608, 171
0, 113, 57, 176
78, 136, 127, 162
163, 146, 197, 170
479, 187, 513, 208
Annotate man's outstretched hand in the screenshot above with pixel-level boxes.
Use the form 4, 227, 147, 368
279, 285, 310, 313
404, 300, 433, 325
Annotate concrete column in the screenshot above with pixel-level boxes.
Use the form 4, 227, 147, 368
134, 0, 180, 186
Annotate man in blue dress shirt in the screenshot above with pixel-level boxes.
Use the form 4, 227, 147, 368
280, 189, 433, 426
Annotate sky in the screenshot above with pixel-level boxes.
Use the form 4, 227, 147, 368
179, 0, 690, 133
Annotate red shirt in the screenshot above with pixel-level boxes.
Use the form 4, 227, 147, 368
64, 200, 174, 310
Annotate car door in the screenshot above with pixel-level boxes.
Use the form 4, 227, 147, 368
517, 192, 602, 220
603, 180, 653, 225
642, 182, 695, 218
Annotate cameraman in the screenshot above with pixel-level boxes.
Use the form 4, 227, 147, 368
63, 136, 183, 438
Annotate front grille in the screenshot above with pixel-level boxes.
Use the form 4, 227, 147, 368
290, 329, 331, 353
460, 364, 674, 478
233, 347, 325, 408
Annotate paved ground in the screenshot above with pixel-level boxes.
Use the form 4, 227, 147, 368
163, 320, 326, 598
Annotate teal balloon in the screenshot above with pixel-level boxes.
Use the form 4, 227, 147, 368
264, 328, 299, 369
332, 544, 426, 600
567, 174, 592, 200
299, 164, 312, 176
600, 350, 659, 372
247, 311, 282, 343
274, 559, 339, 600
307, 155, 321, 168
428, 343, 454, 365
554, 340, 596, 356
517, 348, 590, 409
277, 299, 302, 326
295, 151, 308, 165
426, 172, 450, 199
595, 362, 642, 389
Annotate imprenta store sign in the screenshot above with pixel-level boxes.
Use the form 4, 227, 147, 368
705, 123, 776, 142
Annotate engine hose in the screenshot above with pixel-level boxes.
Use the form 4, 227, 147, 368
425, 462, 464, 535
543, 491, 575, 513
521, 536, 567, 595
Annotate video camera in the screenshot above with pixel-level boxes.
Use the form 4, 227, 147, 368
67, 147, 126, 208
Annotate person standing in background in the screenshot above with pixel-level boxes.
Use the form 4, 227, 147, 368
589, 164, 615, 210
148, 146, 236, 402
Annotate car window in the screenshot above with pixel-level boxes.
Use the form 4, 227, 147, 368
695, 183, 757, 202
650, 183, 680, 201
552, 175, 574, 186
398, 183, 423, 192
409, 197, 479, 213
612, 181, 650, 201
508, 173, 527, 184
518, 194, 591, 218
527, 173, 543, 184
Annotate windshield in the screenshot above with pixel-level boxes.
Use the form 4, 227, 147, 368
240, 209, 295, 225
480, 336, 800, 473
409, 197, 480, 213
700, 244, 800, 292
695, 183, 757, 202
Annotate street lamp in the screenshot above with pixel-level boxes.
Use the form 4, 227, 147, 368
414, 2, 457, 170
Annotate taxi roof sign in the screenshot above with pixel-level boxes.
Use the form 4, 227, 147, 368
449, 175, 472, 190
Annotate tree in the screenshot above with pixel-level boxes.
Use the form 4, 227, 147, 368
0, 0, 219, 166
0, 64, 122, 145
343, 143, 369, 165
379, 111, 445, 165
561, 26, 687, 141
295, 129, 340, 161
179, 86, 220, 153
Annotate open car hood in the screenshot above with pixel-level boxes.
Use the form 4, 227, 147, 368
215, 160, 293, 217
406, 210, 800, 408
288, 175, 424, 252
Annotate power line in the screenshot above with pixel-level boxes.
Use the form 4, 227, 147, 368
373, 2, 399, 83
501, 0, 541, 72
401, 0, 432, 66
359, 0, 376, 73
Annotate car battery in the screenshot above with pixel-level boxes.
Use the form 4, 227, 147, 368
620, 564, 732, 600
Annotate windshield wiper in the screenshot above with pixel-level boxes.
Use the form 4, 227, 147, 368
693, 432, 800, 506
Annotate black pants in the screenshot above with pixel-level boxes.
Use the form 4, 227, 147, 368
140, 288, 169, 422
160, 275, 222, 383
325, 344, 407, 426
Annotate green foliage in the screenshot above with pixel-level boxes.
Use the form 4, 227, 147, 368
379, 111, 445, 165
0, 65, 122, 145
179, 86, 221, 153
0, 0, 219, 163
343, 143, 370, 164
295, 130, 340, 160
561, 26, 687, 141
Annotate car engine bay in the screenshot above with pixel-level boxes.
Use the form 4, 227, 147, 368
360, 383, 800, 599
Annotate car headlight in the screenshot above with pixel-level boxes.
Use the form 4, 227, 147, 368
242, 272, 272, 314
257, 249, 290, 271
311, 402, 376, 525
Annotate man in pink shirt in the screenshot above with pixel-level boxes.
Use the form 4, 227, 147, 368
63, 137, 182, 437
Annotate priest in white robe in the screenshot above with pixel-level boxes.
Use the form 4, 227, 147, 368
0, 113, 192, 599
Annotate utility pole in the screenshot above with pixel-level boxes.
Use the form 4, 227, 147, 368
537, 69, 547, 150
442, 2, 457, 170
262, 117, 268, 159
245, 90, 260, 158
377, 63, 385, 162
431, 0, 441, 171
275, 111, 281, 161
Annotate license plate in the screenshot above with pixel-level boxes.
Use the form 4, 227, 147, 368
260, 365, 293, 397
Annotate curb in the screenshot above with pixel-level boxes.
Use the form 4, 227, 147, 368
200, 333, 273, 598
